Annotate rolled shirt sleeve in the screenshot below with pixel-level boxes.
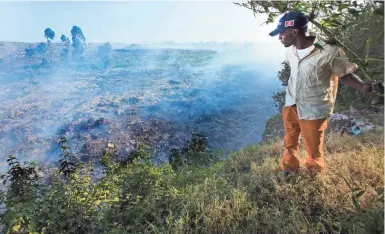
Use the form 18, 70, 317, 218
331, 48, 358, 77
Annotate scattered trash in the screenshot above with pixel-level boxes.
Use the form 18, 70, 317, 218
330, 113, 349, 120
348, 125, 362, 135
329, 110, 377, 135
348, 118, 375, 135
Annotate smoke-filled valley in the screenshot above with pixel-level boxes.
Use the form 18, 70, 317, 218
0, 41, 280, 171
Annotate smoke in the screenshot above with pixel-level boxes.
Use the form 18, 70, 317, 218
0, 41, 281, 172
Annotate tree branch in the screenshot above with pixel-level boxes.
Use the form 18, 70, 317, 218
310, 19, 373, 82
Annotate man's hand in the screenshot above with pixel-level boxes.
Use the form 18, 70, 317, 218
362, 81, 384, 94
340, 73, 383, 95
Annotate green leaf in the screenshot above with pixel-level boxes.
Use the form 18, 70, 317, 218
364, 58, 384, 62
266, 13, 275, 24
365, 39, 372, 51
12, 224, 21, 232
338, 3, 351, 11
352, 197, 360, 210
355, 190, 366, 199
348, 8, 359, 17
330, 19, 342, 26
7, 156, 16, 162
314, 43, 324, 50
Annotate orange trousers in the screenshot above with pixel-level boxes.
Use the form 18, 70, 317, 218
281, 106, 328, 172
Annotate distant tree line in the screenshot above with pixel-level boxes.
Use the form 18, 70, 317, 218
24, 26, 113, 68
24, 26, 87, 63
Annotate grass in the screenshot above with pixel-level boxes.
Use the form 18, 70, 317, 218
213, 130, 384, 234
1, 129, 383, 233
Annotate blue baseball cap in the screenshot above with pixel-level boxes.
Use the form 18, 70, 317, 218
269, 11, 309, 36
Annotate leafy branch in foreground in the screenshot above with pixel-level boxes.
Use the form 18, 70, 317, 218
59, 137, 78, 177
235, 0, 384, 82
0, 155, 40, 234
0, 132, 383, 233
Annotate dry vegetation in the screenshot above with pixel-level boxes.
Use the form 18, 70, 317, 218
1, 128, 383, 233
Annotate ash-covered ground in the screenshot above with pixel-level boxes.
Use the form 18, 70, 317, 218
0, 42, 280, 171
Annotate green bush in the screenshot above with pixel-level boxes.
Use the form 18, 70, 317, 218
0, 132, 382, 233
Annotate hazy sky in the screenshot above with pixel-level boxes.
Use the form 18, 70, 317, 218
0, 1, 281, 44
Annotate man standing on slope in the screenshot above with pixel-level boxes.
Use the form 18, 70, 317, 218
268, 11, 380, 175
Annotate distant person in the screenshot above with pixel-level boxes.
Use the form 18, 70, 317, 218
268, 11, 381, 176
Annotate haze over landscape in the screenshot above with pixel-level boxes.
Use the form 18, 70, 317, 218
0, 1, 384, 233
0, 1, 286, 170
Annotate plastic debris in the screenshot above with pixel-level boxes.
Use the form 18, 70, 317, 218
330, 113, 349, 120
347, 118, 375, 135
330, 110, 377, 135
348, 125, 362, 135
